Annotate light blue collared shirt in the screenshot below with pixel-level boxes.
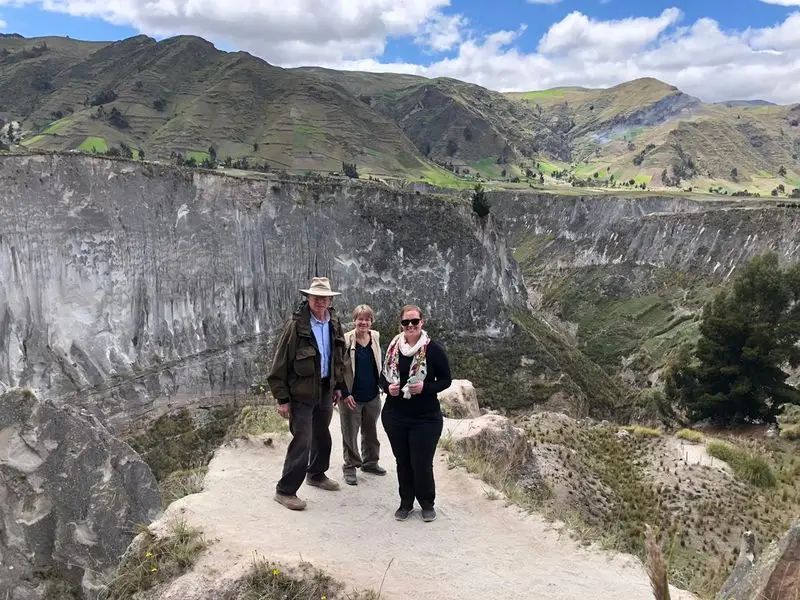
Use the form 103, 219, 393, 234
310, 311, 331, 378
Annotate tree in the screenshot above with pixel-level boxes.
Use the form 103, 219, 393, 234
779, 165, 788, 177
471, 183, 490, 218
730, 167, 739, 181
342, 162, 359, 178
668, 252, 800, 423
138, 148, 145, 161
208, 145, 217, 163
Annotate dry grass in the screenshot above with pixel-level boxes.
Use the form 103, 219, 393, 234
644, 525, 671, 600
624, 425, 664, 438
242, 555, 380, 600
160, 467, 207, 506
104, 517, 208, 600
675, 429, 704, 443
224, 403, 288, 441
706, 441, 776, 488
440, 414, 800, 599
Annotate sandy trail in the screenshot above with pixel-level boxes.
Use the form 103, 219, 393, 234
164, 410, 695, 600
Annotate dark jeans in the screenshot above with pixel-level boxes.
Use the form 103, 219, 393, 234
276, 383, 333, 496
340, 395, 381, 473
381, 407, 443, 510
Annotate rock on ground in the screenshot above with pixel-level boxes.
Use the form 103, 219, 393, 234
438, 379, 481, 418
0, 388, 162, 599
717, 520, 800, 600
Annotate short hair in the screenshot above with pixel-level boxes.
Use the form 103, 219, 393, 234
352, 304, 375, 321
399, 304, 424, 320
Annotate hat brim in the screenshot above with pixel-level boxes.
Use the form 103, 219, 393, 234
300, 288, 341, 297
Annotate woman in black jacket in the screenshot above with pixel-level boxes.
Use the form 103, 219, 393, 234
380, 304, 452, 522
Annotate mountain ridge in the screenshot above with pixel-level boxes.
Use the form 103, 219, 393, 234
2, 32, 799, 196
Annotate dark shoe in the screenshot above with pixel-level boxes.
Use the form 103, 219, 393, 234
344, 471, 358, 486
394, 507, 413, 521
274, 493, 307, 511
362, 464, 387, 475
306, 475, 341, 491
422, 508, 437, 522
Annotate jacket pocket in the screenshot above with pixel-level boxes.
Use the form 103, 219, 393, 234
293, 345, 317, 377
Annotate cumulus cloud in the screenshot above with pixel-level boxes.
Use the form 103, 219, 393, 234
760, 0, 800, 5
0, 17, 6, 29
5, 0, 800, 103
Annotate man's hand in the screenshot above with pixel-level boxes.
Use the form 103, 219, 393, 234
408, 381, 424, 395
278, 403, 291, 419
388, 383, 401, 396
342, 395, 357, 410
332, 389, 342, 406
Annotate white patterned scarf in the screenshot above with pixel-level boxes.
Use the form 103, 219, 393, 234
383, 330, 430, 398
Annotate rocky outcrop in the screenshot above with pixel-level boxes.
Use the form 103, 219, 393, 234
438, 379, 481, 418
493, 192, 799, 281
0, 154, 525, 431
717, 521, 800, 600
453, 413, 545, 497
0, 388, 161, 599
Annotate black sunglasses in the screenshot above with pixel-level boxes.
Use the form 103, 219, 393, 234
401, 318, 421, 327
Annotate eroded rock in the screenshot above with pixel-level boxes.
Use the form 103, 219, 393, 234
0, 388, 162, 599
454, 413, 546, 497
438, 379, 481, 418
717, 521, 800, 600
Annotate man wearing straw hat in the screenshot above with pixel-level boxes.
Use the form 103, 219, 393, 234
268, 276, 355, 511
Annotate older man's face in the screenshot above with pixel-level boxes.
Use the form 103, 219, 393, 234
308, 294, 331, 319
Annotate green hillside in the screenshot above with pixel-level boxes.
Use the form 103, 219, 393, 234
3, 33, 800, 196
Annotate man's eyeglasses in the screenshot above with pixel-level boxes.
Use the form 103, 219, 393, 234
401, 318, 421, 327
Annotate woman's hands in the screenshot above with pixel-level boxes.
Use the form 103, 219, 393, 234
388, 383, 401, 396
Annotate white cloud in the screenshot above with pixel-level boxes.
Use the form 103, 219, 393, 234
6, 1, 800, 104
0, 17, 6, 29
414, 12, 467, 51
538, 8, 681, 59
760, 0, 800, 5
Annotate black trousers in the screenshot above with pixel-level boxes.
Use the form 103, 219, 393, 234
381, 407, 443, 510
276, 382, 333, 496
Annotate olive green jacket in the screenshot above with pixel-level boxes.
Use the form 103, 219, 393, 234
267, 302, 349, 406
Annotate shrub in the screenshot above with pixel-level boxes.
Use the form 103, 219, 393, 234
676, 429, 704, 443
105, 517, 208, 599
706, 441, 776, 487
623, 425, 663, 438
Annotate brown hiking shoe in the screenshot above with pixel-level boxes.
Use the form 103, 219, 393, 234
306, 475, 341, 491
274, 493, 307, 511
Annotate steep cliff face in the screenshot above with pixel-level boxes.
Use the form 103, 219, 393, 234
0, 154, 525, 430
494, 191, 800, 377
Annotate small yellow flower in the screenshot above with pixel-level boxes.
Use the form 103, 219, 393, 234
145, 552, 153, 558
321, 596, 327, 600
272, 568, 280, 576
151, 566, 157, 572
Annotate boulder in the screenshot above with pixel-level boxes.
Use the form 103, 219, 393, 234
453, 414, 546, 497
439, 379, 481, 418
0, 388, 162, 599
717, 520, 800, 600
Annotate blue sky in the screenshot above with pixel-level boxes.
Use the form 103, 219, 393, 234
1, 0, 798, 103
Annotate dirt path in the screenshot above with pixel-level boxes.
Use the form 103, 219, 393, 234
162, 410, 696, 600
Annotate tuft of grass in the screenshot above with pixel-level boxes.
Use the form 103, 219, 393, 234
644, 525, 671, 600
779, 425, 800, 440
623, 425, 663, 438
105, 517, 208, 600
706, 441, 776, 488
160, 466, 207, 506
224, 404, 288, 441
675, 429, 704, 443
243, 555, 379, 600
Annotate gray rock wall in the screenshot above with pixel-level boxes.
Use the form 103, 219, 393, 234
0, 154, 525, 430
0, 388, 161, 600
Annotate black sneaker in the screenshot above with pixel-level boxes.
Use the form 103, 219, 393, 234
421, 508, 436, 522
394, 507, 413, 521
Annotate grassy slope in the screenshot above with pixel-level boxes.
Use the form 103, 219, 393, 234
4, 33, 799, 191
2, 35, 428, 175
